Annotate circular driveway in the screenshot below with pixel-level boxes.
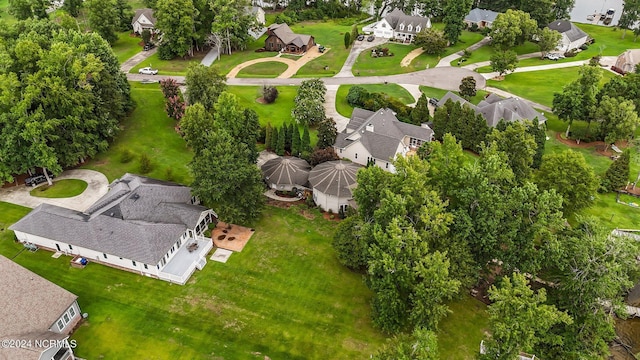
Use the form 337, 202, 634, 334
0, 169, 109, 212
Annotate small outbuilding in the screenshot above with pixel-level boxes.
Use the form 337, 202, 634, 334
261, 156, 311, 191
308, 160, 361, 213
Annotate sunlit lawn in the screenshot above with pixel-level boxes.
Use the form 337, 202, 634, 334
30, 179, 88, 198
112, 31, 143, 64
207, 35, 276, 76
293, 20, 354, 77
438, 296, 489, 359
129, 51, 209, 76
455, 41, 539, 66
236, 61, 289, 78
0, 0, 14, 24
335, 84, 416, 117
419, 85, 489, 105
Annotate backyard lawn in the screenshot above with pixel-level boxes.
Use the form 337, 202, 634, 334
236, 61, 289, 78
81, 82, 192, 183
112, 31, 143, 64
293, 20, 354, 77
419, 85, 489, 105
29, 179, 88, 198
438, 295, 489, 359
453, 41, 539, 67
335, 84, 415, 117
0, 0, 14, 24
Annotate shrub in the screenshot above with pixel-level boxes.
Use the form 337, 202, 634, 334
309, 147, 339, 166
262, 85, 278, 103
157, 44, 175, 60
140, 153, 153, 174
120, 149, 134, 163
564, 49, 578, 57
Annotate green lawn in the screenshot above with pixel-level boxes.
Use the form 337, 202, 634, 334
129, 51, 209, 76
29, 179, 88, 198
454, 41, 539, 67
112, 31, 143, 64
335, 84, 416, 117
226, 85, 317, 145
0, 203, 387, 359
0, 0, 14, 24
80, 82, 193, 183
293, 20, 354, 77
581, 192, 640, 230
208, 35, 278, 76
486, 67, 616, 107
419, 85, 489, 105
236, 61, 289, 78
438, 296, 489, 359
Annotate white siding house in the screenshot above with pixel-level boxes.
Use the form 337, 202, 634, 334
132, 8, 157, 34
362, 8, 431, 43
547, 20, 588, 52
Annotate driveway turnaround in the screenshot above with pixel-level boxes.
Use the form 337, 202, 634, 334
0, 169, 109, 212
226, 46, 328, 79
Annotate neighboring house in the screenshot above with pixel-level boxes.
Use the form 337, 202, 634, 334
308, 160, 361, 213
10, 174, 218, 285
261, 156, 311, 191
0, 255, 81, 360
362, 8, 431, 43
265, 23, 315, 54
334, 108, 433, 172
437, 91, 547, 127
250, 6, 266, 25
132, 8, 157, 35
547, 20, 588, 52
464, 8, 500, 29
613, 49, 640, 74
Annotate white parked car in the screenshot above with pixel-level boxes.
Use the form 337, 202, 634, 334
544, 53, 564, 61
138, 67, 158, 75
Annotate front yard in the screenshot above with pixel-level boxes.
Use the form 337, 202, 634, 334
335, 84, 416, 117
292, 20, 355, 77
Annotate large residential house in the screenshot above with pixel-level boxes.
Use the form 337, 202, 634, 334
265, 23, 315, 54
464, 8, 500, 29
308, 160, 360, 213
437, 91, 547, 127
0, 255, 81, 360
363, 8, 431, 43
547, 20, 588, 52
613, 49, 640, 74
10, 174, 218, 285
334, 108, 433, 172
132, 8, 157, 35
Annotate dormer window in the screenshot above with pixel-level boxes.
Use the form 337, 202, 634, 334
416, 25, 421, 32
407, 24, 413, 32
399, 24, 404, 31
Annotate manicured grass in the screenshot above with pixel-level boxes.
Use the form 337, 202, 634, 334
226, 85, 318, 146
29, 179, 88, 198
236, 61, 289, 78
438, 296, 489, 359
335, 84, 416, 117
129, 51, 209, 76
0, 203, 387, 359
81, 82, 193, 183
419, 85, 489, 105
207, 35, 277, 76
453, 41, 539, 66
486, 67, 616, 107
293, 20, 354, 77
581, 192, 640, 231
0, 0, 14, 24
112, 31, 143, 64
576, 23, 640, 57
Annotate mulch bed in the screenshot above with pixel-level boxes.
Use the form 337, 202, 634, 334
256, 97, 268, 104
554, 132, 629, 157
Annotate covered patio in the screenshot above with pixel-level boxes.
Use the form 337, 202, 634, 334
158, 236, 213, 285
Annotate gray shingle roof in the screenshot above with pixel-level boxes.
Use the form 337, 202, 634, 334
308, 161, 361, 198
10, 174, 209, 265
261, 156, 311, 188
385, 8, 430, 34
547, 20, 588, 42
346, 108, 375, 132
268, 23, 313, 47
132, 8, 156, 26
0, 255, 77, 341
464, 8, 500, 24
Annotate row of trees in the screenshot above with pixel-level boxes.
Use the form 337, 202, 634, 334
264, 123, 311, 157
477, 0, 576, 25
0, 19, 133, 184
335, 132, 636, 358
346, 86, 429, 125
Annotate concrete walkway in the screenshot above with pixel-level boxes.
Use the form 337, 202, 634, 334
0, 170, 109, 212
120, 48, 158, 73
484, 86, 552, 112
264, 189, 301, 202
479, 59, 591, 79
335, 37, 389, 78
401, 47, 425, 67
325, 85, 350, 132
200, 46, 220, 67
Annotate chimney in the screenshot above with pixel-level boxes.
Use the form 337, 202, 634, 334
420, 123, 430, 129
366, 123, 374, 132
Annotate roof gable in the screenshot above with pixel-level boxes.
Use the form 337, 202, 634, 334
267, 23, 313, 47
384, 8, 430, 33
465, 8, 500, 23
547, 20, 587, 42
132, 8, 156, 26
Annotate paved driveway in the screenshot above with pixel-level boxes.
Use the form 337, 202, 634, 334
0, 169, 109, 212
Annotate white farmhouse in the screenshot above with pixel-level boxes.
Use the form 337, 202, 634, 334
547, 20, 588, 52
132, 8, 157, 35
362, 8, 431, 43
333, 108, 433, 172
10, 174, 217, 285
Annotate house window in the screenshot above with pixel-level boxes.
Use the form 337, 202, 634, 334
157, 264, 160, 270
68, 244, 73, 250
57, 319, 64, 331
63, 313, 70, 323
103, 253, 107, 259
355, 153, 358, 159
407, 25, 413, 32
386, 162, 389, 169
416, 26, 421, 32
144, 264, 148, 270
69, 306, 76, 318
399, 24, 404, 31
381, 23, 386, 28
339, 148, 342, 153
132, 260, 136, 267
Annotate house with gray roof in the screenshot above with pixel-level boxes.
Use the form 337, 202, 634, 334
0, 255, 81, 360
362, 8, 431, 43
132, 8, 157, 34
265, 23, 315, 54
10, 174, 218, 285
308, 160, 361, 213
614, 49, 640, 74
261, 156, 311, 191
334, 108, 433, 172
464, 8, 500, 29
547, 20, 588, 52
437, 91, 547, 128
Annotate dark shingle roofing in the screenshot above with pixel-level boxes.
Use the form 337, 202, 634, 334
261, 156, 311, 188
132, 8, 156, 26
464, 8, 500, 23
437, 91, 546, 127
10, 174, 209, 265
308, 161, 360, 198
335, 108, 433, 162
0, 255, 77, 343
385, 8, 430, 34
268, 23, 313, 47
547, 20, 588, 42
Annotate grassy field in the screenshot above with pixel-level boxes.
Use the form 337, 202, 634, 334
419, 85, 489, 105
0, 202, 388, 359
112, 31, 143, 64
335, 84, 416, 117
0, 0, 13, 24
129, 51, 209, 76
226, 85, 318, 145
236, 61, 289, 78
293, 21, 354, 77
30, 179, 88, 198
453, 41, 539, 66
81, 82, 192, 183
208, 35, 278, 76
438, 295, 489, 359
486, 67, 616, 107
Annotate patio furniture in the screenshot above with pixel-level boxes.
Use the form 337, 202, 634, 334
188, 243, 199, 253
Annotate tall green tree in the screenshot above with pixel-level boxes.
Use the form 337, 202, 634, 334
372, 327, 439, 360
317, 118, 337, 149
86, 0, 120, 44
185, 63, 227, 112
596, 96, 638, 151
213, 92, 260, 163
618, 0, 640, 39
180, 103, 214, 156
488, 121, 537, 181
276, 125, 285, 155
410, 93, 430, 125
291, 126, 301, 157
270, 127, 279, 153
458, 76, 476, 99
601, 150, 630, 192
62, 0, 83, 17
527, 121, 546, 169
490, 50, 518, 77
535, 150, 599, 216
9, 0, 50, 20
442, 0, 472, 44
490, 10, 538, 49
301, 125, 311, 153
414, 28, 448, 55
536, 27, 562, 58
553, 65, 602, 137
155, 0, 196, 58
210, 0, 255, 56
